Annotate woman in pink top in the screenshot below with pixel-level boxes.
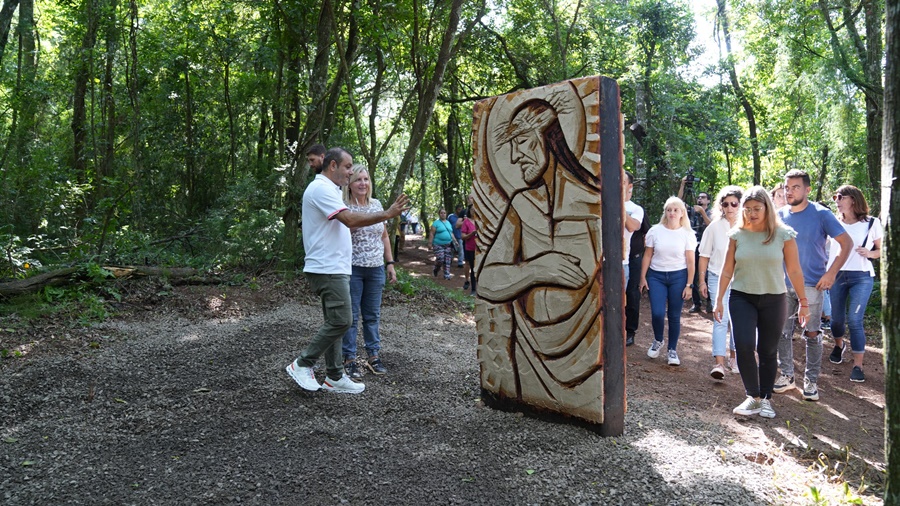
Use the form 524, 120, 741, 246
459, 209, 477, 296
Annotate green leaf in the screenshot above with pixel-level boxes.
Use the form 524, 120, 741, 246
525, 469, 535, 475
4, 437, 19, 443
21, 460, 35, 466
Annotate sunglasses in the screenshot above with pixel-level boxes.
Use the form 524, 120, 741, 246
832, 194, 846, 202
721, 201, 739, 208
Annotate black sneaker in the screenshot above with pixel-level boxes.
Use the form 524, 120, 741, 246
625, 332, 635, 347
432, 265, 439, 276
463, 280, 470, 290
688, 305, 701, 313
344, 361, 363, 379
366, 357, 387, 375
821, 318, 831, 330
829, 342, 846, 364
850, 366, 865, 383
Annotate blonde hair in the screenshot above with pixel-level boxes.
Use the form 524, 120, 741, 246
659, 196, 692, 230
342, 165, 372, 205
736, 185, 779, 244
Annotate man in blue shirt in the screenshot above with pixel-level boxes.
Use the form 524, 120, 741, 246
773, 169, 852, 401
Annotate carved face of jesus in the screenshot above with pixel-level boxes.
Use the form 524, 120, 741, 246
510, 129, 548, 185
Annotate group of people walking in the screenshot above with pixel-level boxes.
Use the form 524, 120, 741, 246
629, 169, 882, 419
288, 143, 882, 420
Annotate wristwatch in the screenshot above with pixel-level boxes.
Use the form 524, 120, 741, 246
687, 283, 694, 288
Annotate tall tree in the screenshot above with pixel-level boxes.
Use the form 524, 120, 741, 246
717, 0, 761, 184
883, 0, 899, 500
817, 0, 883, 206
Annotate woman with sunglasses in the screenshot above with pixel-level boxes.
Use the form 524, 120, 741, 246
698, 186, 743, 380
826, 186, 882, 382
714, 186, 807, 418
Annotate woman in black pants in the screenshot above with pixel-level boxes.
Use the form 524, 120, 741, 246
713, 186, 808, 419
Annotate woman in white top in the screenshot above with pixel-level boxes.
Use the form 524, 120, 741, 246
698, 186, 743, 379
639, 196, 696, 366
340, 165, 396, 378
826, 185, 882, 383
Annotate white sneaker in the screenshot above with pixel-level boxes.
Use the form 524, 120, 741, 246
321, 374, 365, 394
733, 396, 762, 416
728, 356, 740, 374
710, 364, 726, 380
647, 340, 663, 359
285, 359, 320, 391
759, 398, 776, 418
772, 374, 795, 393
802, 379, 819, 401
667, 349, 680, 366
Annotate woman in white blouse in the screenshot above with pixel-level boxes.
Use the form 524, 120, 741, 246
639, 196, 696, 366
340, 165, 396, 378
698, 186, 743, 379
826, 185, 882, 383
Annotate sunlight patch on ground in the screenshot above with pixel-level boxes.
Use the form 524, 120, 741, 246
178, 332, 201, 342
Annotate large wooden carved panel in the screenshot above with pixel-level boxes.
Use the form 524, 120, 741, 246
471, 76, 625, 433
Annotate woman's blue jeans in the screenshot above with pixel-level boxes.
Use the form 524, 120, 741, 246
829, 271, 874, 353
708, 271, 735, 357
342, 265, 386, 360
646, 268, 688, 350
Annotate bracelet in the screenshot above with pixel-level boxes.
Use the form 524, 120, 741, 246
385, 261, 395, 265
799, 305, 808, 308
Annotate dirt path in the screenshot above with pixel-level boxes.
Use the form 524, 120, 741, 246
395, 233, 886, 496
0, 237, 886, 504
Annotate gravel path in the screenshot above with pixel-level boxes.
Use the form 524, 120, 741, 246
0, 281, 883, 505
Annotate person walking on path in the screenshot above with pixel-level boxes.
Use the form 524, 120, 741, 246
773, 169, 853, 402
459, 209, 478, 296
623, 170, 646, 347
340, 165, 396, 379
714, 186, 808, 419
826, 185, 882, 383
698, 185, 743, 379
449, 204, 466, 268
285, 147, 408, 394
430, 208, 458, 280
639, 196, 696, 366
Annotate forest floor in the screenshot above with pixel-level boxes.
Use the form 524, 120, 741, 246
0, 233, 886, 504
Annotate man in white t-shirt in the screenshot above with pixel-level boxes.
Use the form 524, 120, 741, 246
285, 147, 409, 395
622, 171, 645, 347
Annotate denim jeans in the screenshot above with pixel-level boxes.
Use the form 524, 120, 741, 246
298, 273, 352, 381
707, 271, 734, 357
730, 290, 787, 399
646, 268, 687, 350
830, 271, 874, 353
779, 286, 824, 383
342, 265, 386, 360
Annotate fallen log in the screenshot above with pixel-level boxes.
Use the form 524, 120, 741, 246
0, 265, 208, 297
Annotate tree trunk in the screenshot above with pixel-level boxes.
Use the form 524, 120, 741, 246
280, 0, 333, 268
0, 0, 20, 66
183, 59, 196, 214
386, 0, 466, 203
815, 145, 828, 202
100, 0, 118, 202
882, 0, 899, 499
717, 0, 760, 185
224, 60, 236, 178
818, 0, 884, 209
14, 0, 36, 165
127, 0, 142, 225
72, 0, 99, 183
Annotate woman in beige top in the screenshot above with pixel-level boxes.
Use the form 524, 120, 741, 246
714, 186, 808, 419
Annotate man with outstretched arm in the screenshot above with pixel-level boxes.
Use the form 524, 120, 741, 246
286, 147, 409, 394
